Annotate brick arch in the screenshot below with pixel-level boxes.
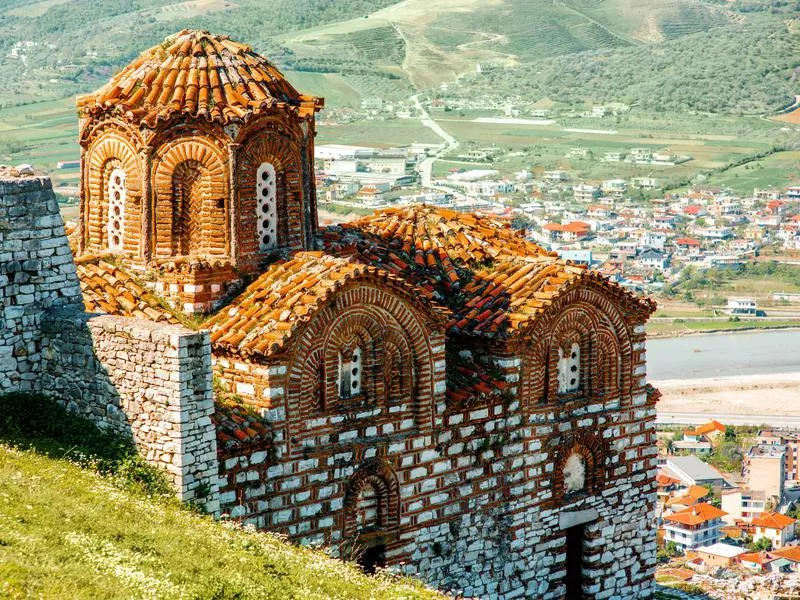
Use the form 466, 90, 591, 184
547, 306, 600, 400
343, 458, 400, 540
323, 312, 386, 404
520, 283, 635, 409
237, 123, 305, 255
152, 137, 228, 258
80, 116, 146, 149
84, 131, 142, 254
285, 281, 437, 446
382, 326, 413, 404
552, 430, 607, 502
597, 325, 621, 398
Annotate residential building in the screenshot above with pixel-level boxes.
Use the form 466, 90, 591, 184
725, 298, 757, 316
694, 543, 746, 570
684, 421, 726, 444
573, 184, 600, 203
663, 503, 727, 551
744, 444, 786, 504
738, 552, 792, 573
751, 513, 796, 548
756, 429, 800, 484
662, 456, 729, 492
636, 248, 669, 271
601, 179, 627, 199
721, 489, 766, 525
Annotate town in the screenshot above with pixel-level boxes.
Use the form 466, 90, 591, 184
655, 420, 800, 598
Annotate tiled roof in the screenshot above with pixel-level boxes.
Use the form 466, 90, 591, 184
445, 350, 507, 406
772, 546, 800, 562
664, 503, 727, 526
213, 399, 272, 452
738, 551, 775, 566
752, 512, 796, 529
77, 30, 321, 128
686, 420, 726, 437
76, 257, 178, 323
324, 205, 655, 339
206, 251, 446, 358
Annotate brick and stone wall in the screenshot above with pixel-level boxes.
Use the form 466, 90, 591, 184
40, 308, 220, 511
213, 288, 658, 599
0, 174, 219, 512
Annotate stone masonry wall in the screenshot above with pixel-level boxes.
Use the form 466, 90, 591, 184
0, 174, 219, 512
0, 176, 82, 391
40, 309, 220, 511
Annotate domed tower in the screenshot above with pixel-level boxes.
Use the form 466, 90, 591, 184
76, 30, 323, 312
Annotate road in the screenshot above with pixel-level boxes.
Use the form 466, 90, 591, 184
410, 93, 461, 194
657, 412, 800, 427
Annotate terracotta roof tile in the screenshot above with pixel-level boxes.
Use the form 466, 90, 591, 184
77, 30, 322, 128
76, 258, 178, 323
205, 251, 447, 359
664, 503, 727, 526
324, 205, 655, 340
752, 512, 796, 529
213, 399, 272, 452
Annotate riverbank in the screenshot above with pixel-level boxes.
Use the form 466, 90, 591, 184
654, 372, 800, 422
647, 320, 800, 339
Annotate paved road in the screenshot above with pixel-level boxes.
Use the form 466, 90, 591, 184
657, 411, 800, 427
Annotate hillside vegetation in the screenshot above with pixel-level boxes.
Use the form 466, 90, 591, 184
0, 394, 442, 600
458, 20, 800, 115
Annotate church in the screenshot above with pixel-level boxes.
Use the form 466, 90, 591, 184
72, 29, 659, 599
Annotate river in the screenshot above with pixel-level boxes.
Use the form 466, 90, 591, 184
648, 329, 800, 381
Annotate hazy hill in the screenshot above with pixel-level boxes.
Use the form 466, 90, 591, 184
0, 0, 797, 113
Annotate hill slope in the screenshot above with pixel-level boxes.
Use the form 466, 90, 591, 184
0, 394, 442, 600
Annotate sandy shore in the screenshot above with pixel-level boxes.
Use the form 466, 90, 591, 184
654, 372, 800, 419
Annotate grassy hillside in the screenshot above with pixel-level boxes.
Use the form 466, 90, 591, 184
0, 394, 443, 600
457, 20, 800, 115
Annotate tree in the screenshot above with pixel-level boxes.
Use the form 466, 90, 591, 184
749, 537, 772, 552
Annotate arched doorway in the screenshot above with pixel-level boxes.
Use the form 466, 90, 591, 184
343, 459, 399, 573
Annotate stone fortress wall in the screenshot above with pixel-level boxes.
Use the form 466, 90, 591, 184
0, 174, 219, 510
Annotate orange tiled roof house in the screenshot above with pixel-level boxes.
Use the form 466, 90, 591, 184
1, 30, 661, 600
75, 30, 322, 313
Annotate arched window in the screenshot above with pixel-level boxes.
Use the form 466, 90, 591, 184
256, 162, 278, 252
558, 342, 581, 394
172, 160, 203, 256
338, 346, 362, 398
107, 167, 126, 251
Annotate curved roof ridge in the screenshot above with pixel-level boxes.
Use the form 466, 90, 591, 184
205, 251, 448, 359
78, 29, 322, 128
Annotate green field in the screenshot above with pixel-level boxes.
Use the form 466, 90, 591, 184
693, 149, 800, 195
427, 112, 780, 187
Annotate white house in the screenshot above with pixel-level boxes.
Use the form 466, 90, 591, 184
663, 503, 728, 551
751, 513, 797, 549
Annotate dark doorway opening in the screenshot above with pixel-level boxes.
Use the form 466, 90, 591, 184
357, 543, 386, 574
565, 524, 585, 599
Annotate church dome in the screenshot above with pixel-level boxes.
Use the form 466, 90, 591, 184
77, 29, 322, 127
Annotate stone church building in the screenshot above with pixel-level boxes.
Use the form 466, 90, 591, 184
15, 30, 660, 599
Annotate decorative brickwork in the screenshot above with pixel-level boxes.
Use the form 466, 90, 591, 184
76, 30, 322, 313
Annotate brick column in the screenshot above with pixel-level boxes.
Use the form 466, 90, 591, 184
228, 142, 240, 264
78, 145, 87, 254
140, 146, 154, 261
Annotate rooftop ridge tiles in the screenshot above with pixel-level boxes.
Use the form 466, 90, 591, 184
78, 29, 322, 128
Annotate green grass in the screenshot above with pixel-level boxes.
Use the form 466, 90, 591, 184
0, 394, 443, 600
693, 149, 800, 195
646, 318, 800, 337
